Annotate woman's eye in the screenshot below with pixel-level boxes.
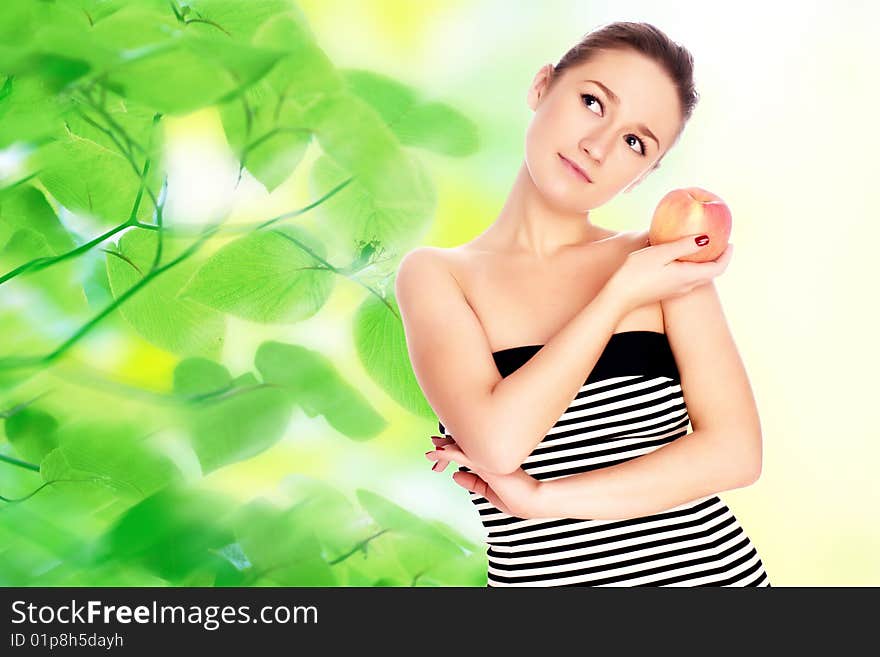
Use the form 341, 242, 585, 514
582, 93, 647, 156
581, 93, 602, 115
626, 135, 646, 155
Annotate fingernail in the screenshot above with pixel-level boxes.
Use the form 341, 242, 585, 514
425, 450, 433, 456
431, 462, 439, 471
695, 235, 709, 247
437, 446, 446, 451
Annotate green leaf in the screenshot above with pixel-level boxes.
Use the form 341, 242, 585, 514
80, 247, 114, 310
87, 4, 182, 53
278, 474, 373, 559
232, 497, 339, 586
96, 483, 237, 583
0, 307, 53, 390
176, 370, 293, 475
40, 418, 181, 502
0, 226, 51, 268
0, 0, 38, 54
255, 340, 387, 441
0, 504, 88, 575
173, 357, 233, 398
19, 53, 91, 93
416, 550, 489, 587
352, 292, 436, 418
100, 31, 284, 115
371, 577, 407, 586
32, 130, 161, 226
356, 488, 462, 549
0, 183, 88, 314
180, 0, 310, 43
0, 1, 96, 90
4, 407, 59, 463
356, 489, 465, 581
105, 228, 226, 358
214, 10, 336, 191
62, 0, 158, 25
0, 228, 89, 315
0, 184, 75, 254
309, 149, 436, 265
251, 12, 343, 106
28, 11, 106, 81
342, 69, 479, 156
242, 123, 311, 193
424, 518, 482, 555
179, 225, 335, 324
218, 86, 311, 191
61, 92, 164, 178
0, 73, 71, 150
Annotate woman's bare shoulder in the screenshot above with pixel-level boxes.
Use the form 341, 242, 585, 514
399, 243, 482, 273
396, 246, 471, 291
401, 228, 648, 271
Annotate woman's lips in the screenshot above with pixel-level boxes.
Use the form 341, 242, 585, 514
559, 153, 592, 183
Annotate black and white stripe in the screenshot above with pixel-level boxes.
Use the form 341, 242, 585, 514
439, 331, 771, 587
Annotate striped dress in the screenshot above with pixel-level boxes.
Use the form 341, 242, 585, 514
438, 330, 771, 587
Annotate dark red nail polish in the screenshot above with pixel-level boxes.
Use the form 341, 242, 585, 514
431, 462, 439, 471
695, 235, 709, 247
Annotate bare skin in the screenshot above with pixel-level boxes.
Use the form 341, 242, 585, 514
440, 229, 659, 355
420, 47, 684, 495
429, 46, 685, 351
463, 47, 683, 260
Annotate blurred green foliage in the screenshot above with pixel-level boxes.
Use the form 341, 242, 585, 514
0, 0, 483, 586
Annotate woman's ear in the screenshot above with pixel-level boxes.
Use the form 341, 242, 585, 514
527, 64, 555, 110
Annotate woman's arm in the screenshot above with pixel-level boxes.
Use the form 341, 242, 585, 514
482, 282, 630, 473
532, 279, 763, 520
397, 247, 629, 475
532, 427, 759, 521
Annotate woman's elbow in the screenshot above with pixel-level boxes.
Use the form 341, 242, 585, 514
740, 446, 763, 485
483, 457, 522, 476
462, 445, 521, 476
481, 440, 529, 475
748, 457, 762, 484
453, 439, 521, 475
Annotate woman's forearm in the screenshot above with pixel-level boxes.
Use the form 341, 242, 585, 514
532, 428, 759, 521
485, 283, 629, 474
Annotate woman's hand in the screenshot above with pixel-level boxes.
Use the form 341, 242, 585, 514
426, 435, 544, 519
606, 232, 734, 315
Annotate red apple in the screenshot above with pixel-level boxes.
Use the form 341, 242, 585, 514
648, 187, 732, 263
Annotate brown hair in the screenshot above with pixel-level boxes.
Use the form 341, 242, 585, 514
550, 21, 699, 170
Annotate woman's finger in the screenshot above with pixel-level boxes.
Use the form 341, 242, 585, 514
717, 242, 733, 268
426, 444, 473, 469
451, 471, 514, 515
426, 452, 451, 472
452, 471, 486, 495
701, 243, 734, 282
428, 436, 456, 471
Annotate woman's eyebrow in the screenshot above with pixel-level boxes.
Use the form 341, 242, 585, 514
582, 79, 660, 149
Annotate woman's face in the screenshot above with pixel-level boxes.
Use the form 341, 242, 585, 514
524, 47, 682, 212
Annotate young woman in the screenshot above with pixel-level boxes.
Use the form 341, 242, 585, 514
396, 22, 771, 586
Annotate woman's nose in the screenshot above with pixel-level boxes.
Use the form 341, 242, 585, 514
581, 128, 616, 165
